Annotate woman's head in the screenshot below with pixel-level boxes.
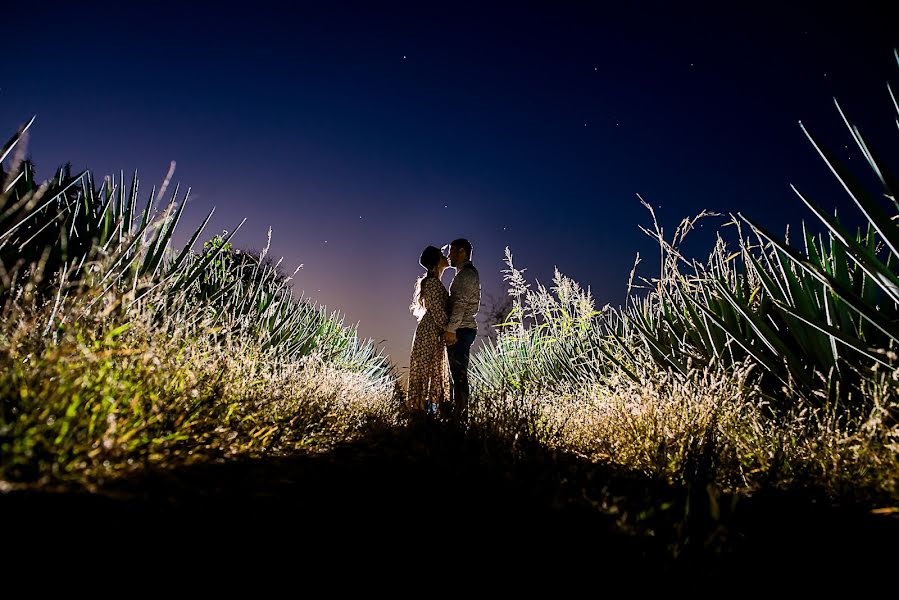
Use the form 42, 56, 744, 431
419, 245, 447, 273
411, 245, 447, 319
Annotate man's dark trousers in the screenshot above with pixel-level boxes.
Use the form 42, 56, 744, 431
447, 327, 477, 424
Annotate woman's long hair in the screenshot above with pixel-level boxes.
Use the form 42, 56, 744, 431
410, 245, 442, 321
410, 273, 432, 320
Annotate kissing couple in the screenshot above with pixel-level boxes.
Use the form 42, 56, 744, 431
407, 238, 480, 424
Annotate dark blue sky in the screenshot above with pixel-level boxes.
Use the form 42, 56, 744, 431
4, 1, 896, 370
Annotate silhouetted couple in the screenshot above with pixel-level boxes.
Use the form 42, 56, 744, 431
408, 238, 480, 425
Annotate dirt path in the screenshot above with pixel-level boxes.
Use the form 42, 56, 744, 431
2, 420, 897, 588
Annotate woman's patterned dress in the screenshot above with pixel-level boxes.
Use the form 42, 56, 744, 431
408, 275, 450, 412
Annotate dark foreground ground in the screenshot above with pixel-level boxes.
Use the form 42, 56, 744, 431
2, 420, 897, 591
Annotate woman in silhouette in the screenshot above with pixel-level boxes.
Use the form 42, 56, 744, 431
408, 245, 450, 415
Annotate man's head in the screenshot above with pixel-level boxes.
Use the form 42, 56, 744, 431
447, 238, 472, 268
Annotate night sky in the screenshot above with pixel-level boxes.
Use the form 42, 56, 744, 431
4, 1, 896, 371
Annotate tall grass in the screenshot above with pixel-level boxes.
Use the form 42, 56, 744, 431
0, 120, 399, 486
471, 51, 899, 501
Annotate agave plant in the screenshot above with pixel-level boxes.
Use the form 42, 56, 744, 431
627, 50, 899, 408
0, 117, 393, 385
475, 50, 899, 412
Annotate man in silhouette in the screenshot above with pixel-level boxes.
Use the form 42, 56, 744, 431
442, 238, 481, 425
